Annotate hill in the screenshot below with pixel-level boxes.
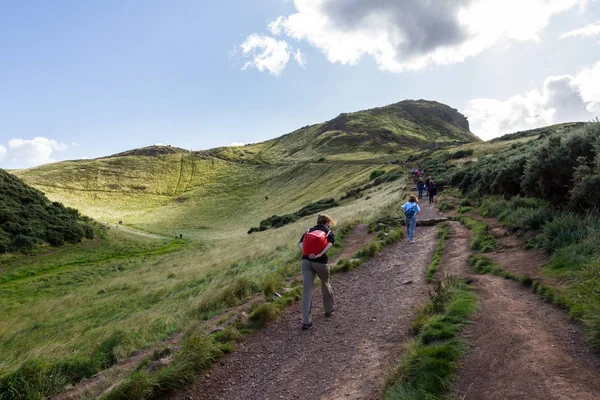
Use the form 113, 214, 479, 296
0, 169, 93, 253
198, 99, 480, 163
12, 99, 477, 234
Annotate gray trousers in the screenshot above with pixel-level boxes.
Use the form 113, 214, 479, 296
301, 259, 334, 324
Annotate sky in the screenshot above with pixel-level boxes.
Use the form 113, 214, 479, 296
0, 0, 599, 169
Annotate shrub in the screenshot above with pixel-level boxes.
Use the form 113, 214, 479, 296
451, 149, 474, 159
370, 169, 385, 180
501, 206, 556, 232
538, 214, 596, 254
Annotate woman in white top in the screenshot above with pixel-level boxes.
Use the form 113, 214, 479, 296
401, 194, 421, 243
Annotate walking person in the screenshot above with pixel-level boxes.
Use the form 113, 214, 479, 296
427, 179, 437, 204
417, 177, 425, 200
298, 214, 335, 330
401, 195, 421, 243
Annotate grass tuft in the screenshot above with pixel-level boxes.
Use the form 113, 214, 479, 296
457, 216, 495, 252
426, 223, 449, 282
384, 277, 478, 400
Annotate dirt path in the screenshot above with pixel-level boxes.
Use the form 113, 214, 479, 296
441, 221, 600, 400
330, 223, 376, 265
169, 203, 442, 400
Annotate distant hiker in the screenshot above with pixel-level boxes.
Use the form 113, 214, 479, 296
401, 194, 421, 243
119, 220, 122, 225
179, 233, 183, 239
427, 179, 437, 204
298, 214, 335, 330
417, 178, 425, 199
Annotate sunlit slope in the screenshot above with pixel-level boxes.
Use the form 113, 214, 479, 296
16, 152, 380, 240
236, 100, 480, 163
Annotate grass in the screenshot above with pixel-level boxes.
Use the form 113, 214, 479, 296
456, 216, 495, 253
426, 223, 449, 282
2, 152, 412, 398
384, 277, 478, 400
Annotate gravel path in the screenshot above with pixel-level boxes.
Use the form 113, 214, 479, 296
169, 202, 441, 400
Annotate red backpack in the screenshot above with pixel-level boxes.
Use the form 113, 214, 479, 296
302, 229, 330, 256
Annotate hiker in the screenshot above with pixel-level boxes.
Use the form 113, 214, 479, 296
298, 214, 335, 330
417, 177, 425, 199
401, 194, 421, 243
427, 179, 437, 204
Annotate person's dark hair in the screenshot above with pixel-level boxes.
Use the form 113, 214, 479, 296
317, 214, 336, 226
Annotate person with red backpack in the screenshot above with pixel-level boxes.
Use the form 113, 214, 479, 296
298, 214, 335, 330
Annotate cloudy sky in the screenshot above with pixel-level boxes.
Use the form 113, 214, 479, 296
1, 0, 599, 169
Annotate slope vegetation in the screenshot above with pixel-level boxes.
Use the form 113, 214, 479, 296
202, 100, 479, 163
0, 169, 93, 254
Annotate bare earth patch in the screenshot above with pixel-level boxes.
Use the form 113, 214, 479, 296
442, 221, 600, 400
169, 204, 441, 400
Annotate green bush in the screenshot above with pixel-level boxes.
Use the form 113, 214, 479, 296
0, 170, 94, 254
370, 169, 385, 180
538, 214, 597, 254
451, 149, 474, 159
501, 206, 556, 232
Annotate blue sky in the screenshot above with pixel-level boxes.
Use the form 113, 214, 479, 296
1, 0, 599, 169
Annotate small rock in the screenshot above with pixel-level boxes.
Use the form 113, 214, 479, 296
402, 280, 412, 284
97, 289, 107, 294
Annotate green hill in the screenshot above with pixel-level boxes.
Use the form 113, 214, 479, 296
198, 99, 480, 163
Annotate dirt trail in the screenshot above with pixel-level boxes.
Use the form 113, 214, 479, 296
477, 216, 549, 280
441, 221, 600, 400
169, 203, 442, 400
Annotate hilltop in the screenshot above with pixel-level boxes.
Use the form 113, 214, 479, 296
204, 99, 479, 163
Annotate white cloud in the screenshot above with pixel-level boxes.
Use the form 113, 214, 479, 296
465, 61, 600, 140
7, 137, 68, 167
294, 49, 307, 68
241, 34, 292, 76
0, 145, 6, 162
560, 20, 600, 38
227, 142, 245, 147
71, 142, 81, 146
239, 33, 308, 75
261, 0, 585, 72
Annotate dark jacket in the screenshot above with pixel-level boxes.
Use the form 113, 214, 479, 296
299, 225, 335, 264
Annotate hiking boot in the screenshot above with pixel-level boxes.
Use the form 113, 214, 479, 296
301, 322, 312, 330
325, 309, 334, 318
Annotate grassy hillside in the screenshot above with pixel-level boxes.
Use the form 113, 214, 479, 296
3, 151, 408, 386
202, 100, 480, 163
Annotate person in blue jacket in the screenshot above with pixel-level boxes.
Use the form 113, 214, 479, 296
401, 194, 421, 243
